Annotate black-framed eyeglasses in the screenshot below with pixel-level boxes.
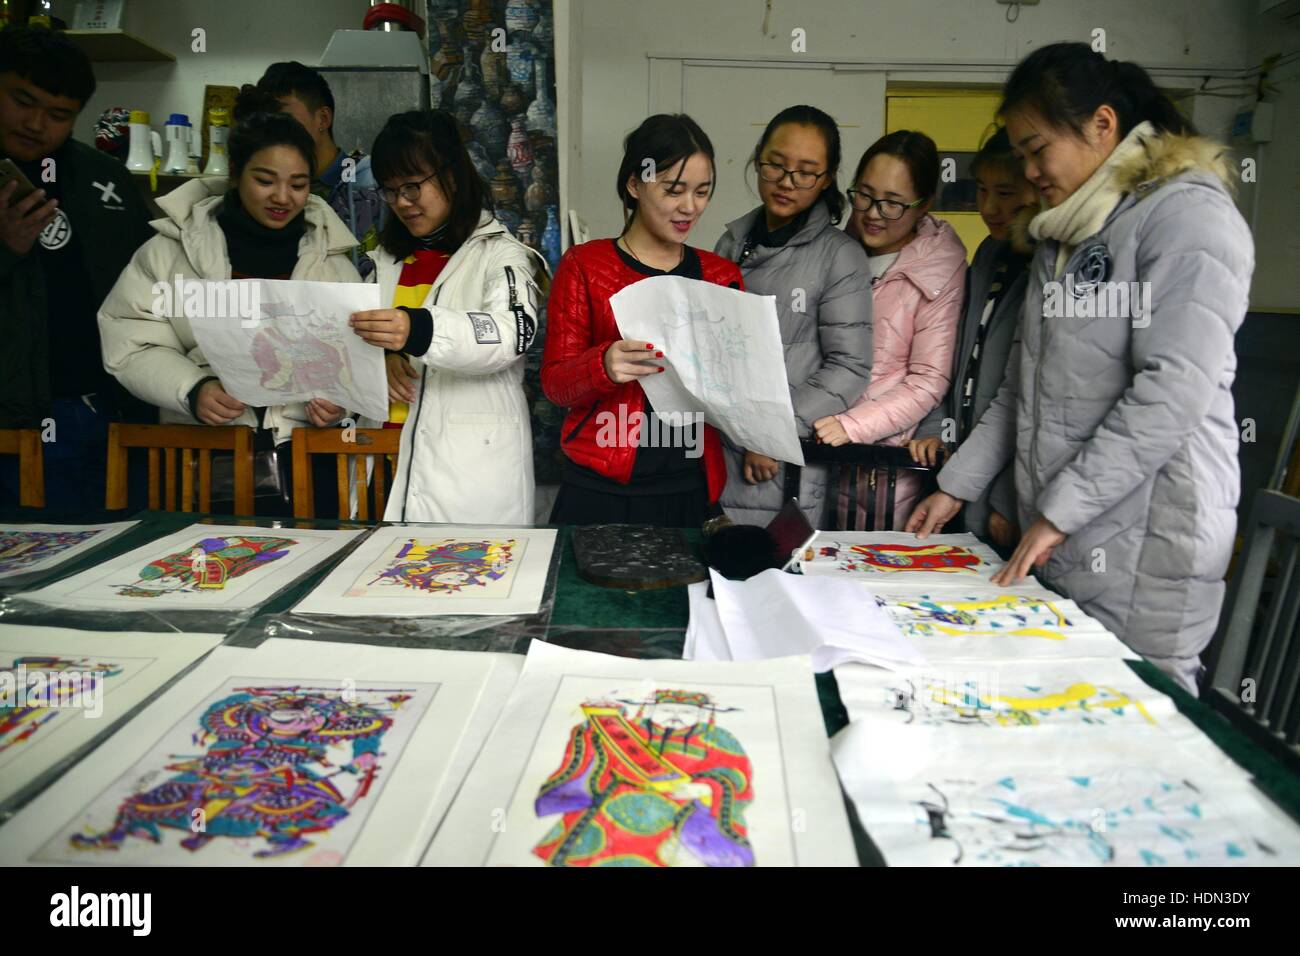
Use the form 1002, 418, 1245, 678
846, 188, 925, 220
378, 171, 439, 205
757, 161, 828, 190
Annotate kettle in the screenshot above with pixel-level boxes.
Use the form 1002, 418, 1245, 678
125, 110, 162, 172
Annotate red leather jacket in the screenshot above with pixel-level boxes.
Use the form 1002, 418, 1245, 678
541, 239, 744, 501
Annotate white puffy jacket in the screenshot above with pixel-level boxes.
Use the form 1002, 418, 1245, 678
98, 177, 362, 443
373, 212, 547, 524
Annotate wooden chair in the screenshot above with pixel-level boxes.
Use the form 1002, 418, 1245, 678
782, 441, 935, 531
106, 422, 256, 515
0, 428, 45, 507
291, 427, 401, 520
1202, 489, 1300, 772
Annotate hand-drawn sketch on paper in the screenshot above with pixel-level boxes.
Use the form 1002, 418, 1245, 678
913, 771, 1284, 867
63, 682, 429, 861
250, 308, 355, 396
113, 535, 296, 598
817, 542, 984, 575
532, 688, 755, 868
888, 674, 1157, 728
357, 538, 519, 598
0, 655, 124, 754
189, 278, 388, 421
882, 593, 1076, 640
611, 275, 804, 465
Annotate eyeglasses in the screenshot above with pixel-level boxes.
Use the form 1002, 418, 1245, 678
757, 161, 828, 190
846, 189, 925, 220
378, 172, 439, 205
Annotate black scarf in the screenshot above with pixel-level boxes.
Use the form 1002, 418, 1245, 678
216, 193, 305, 279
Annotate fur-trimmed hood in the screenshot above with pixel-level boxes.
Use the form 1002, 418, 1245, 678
1112, 127, 1237, 196
1007, 204, 1039, 256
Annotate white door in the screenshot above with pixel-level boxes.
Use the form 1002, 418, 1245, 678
651, 60, 887, 248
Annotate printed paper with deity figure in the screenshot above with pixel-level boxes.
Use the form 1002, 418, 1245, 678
0, 640, 509, 866
17, 524, 362, 612
422, 642, 855, 867
0, 626, 223, 807
0, 521, 138, 582
795, 531, 1023, 590
187, 279, 389, 421
294, 525, 557, 616
866, 590, 1136, 662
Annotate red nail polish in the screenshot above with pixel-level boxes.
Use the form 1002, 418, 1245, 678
645, 343, 654, 349
655, 351, 664, 358
657, 367, 665, 373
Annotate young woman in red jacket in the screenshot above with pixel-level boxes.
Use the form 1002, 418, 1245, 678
541, 114, 743, 526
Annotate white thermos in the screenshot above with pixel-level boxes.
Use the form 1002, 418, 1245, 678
125, 110, 161, 172
162, 113, 192, 174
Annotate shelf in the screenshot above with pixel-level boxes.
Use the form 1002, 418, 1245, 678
63, 29, 175, 63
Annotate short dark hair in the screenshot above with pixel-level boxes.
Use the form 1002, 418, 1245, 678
0, 25, 95, 107
852, 129, 941, 202
969, 126, 1024, 182
371, 109, 489, 258
751, 105, 846, 224
1000, 42, 1193, 139
256, 61, 336, 134
228, 85, 316, 178
616, 114, 716, 232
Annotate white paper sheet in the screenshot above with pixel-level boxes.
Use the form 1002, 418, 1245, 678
0, 626, 223, 807
188, 279, 388, 421
0, 522, 138, 581
610, 275, 804, 465
832, 659, 1222, 762
423, 641, 855, 867
869, 589, 1136, 663
710, 568, 924, 672
832, 719, 1300, 866
796, 531, 1029, 590
0, 639, 503, 866
293, 525, 557, 616
18, 524, 362, 612
683, 581, 731, 662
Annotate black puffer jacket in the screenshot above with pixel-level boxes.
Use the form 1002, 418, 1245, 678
0, 137, 153, 426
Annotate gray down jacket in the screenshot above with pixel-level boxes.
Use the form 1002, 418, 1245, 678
936, 130, 1253, 693
714, 201, 873, 526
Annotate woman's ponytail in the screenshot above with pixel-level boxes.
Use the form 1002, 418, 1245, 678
1000, 42, 1195, 139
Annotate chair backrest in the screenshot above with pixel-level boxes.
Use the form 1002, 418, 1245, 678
783, 441, 934, 531
106, 422, 256, 515
1203, 489, 1300, 767
291, 427, 401, 520
0, 428, 45, 507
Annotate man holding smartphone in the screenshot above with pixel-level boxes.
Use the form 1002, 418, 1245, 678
0, 25, 154, 511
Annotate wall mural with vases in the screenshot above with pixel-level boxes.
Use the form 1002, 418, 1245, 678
427, 0, 564, 485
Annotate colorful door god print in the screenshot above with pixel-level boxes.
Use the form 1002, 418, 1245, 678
115, 536, 296, 598
818, 542, 982, 575
533, 689, 755, 867
0, 655, 123, 754
0, 531, 97, 575
66, 684, 421, 861
365, 539, 516, 595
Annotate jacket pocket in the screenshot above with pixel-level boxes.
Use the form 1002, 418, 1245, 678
564, 404, 599, 444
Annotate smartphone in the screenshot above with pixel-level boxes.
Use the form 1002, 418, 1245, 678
0, 158, 39, 206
